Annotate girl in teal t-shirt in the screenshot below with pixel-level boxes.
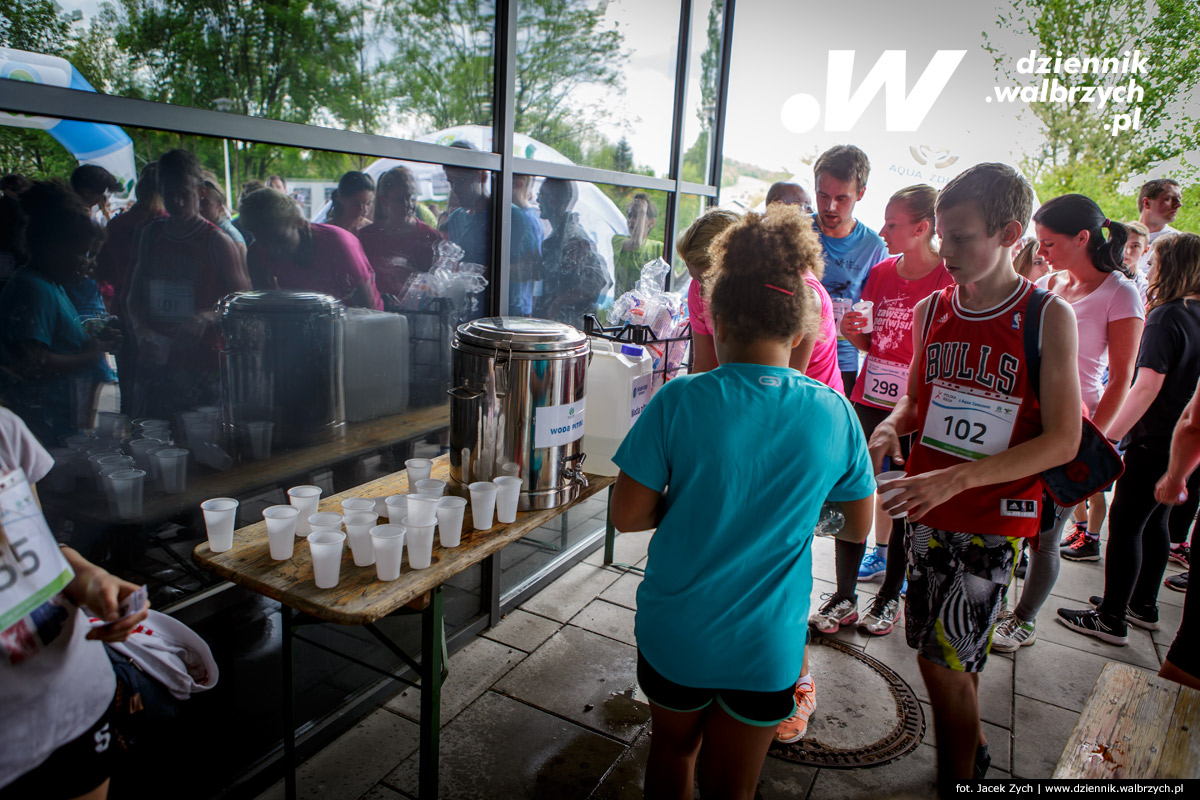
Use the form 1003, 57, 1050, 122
612, 206, 876, 799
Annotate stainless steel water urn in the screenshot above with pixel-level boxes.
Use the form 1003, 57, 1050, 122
450, 317, 590, 510
218, 291, 346, 448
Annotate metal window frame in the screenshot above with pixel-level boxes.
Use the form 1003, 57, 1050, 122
0, 0, 733, 316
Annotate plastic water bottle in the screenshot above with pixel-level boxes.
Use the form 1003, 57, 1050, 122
814, 503, 845, 537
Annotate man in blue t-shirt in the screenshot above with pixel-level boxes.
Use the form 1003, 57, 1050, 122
812, 145, 888, 392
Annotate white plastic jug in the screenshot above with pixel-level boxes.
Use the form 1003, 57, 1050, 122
582, 340, 654, 476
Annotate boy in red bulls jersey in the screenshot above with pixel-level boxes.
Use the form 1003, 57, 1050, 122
868, 164, 1082, 789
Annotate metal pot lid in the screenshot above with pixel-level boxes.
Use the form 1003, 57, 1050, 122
218, 290, 344, 316
455, 317, 588, 353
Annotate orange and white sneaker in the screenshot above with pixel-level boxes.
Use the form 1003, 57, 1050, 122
774, 679, 816, 743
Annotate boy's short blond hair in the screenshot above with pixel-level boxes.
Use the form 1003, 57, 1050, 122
238, 187, 305, 233
935, 163, 1033, 235
1124, 220, 1150, 240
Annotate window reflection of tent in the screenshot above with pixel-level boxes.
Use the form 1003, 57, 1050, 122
0, 47, 137, 193
312, 125, 628, 287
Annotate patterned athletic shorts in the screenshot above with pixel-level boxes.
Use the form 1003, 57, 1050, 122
904, 524, 1021, 673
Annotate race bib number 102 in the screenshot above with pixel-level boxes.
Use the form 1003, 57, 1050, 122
920, 384, 1021, 461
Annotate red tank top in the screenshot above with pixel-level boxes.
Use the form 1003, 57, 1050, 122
906, 280, 1045, 537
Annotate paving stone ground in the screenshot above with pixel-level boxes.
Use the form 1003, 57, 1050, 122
256, 522, 1188, 799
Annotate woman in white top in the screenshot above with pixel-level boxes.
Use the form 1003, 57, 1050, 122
991, 194, 1144, 652
0, 407, 148, 800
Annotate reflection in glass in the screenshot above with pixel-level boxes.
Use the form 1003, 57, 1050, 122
681, 0, 724, 184
612, 193, 664, 298
536, 178, 611, 326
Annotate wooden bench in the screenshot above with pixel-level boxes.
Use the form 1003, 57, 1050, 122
1054, 662, 1200, 779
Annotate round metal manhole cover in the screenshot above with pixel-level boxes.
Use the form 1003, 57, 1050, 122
769, 636, 925, 769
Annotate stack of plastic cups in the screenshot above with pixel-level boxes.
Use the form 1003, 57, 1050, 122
493, 476, 522, 524
402, 516, 435, 569
154, 448, 190, 494
370, 524, 406, 581
288, 485, 322, 536
436, 496, 467, 548
343, 511, 379, 566
263, 505, 300, 560
201, 497, 239, 553
468, 482, 498, 530
307, 531, 346, 589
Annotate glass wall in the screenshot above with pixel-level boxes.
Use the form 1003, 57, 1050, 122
0, 1, 728, 792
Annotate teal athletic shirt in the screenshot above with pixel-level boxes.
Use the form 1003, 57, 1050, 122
614, 362, 875, 691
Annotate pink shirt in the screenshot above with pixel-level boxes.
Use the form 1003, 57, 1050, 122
251, 223, 383, 310
850, 255, 953, 409
688, 276, 843, 393
805, 275, 843, 393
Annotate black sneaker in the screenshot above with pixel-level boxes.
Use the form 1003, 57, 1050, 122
1056, 607, 1128, 645
1061, 536, 1101, 562
975, 743, 991, 779
1087, 595, 1159, 630
1165, 571, 1188, 593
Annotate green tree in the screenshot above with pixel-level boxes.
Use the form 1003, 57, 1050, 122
612, 136, 633, 173
381, 0, 626, 155
984, 0, 1200, 178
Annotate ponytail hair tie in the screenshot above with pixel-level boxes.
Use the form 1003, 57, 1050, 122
1103, 218, 1111, 227
764, 283, 794, 296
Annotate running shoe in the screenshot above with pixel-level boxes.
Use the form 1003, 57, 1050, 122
858, 547, 888, 581
1087, 595, 1159, 631
1165, 571, 1188, 593
1055, 607, 1128, 645
859, 596, 901, 635
991, 611, 1036, 652
1060, 525, 1087, 550
774, 680, 816, 743
975, 743, 991, 779
809, 594, 858, 633
1061, 535, 1101, 562
1169, 542, 1190, 569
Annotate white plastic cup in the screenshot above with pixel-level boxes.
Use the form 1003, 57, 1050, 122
97, 411, 129, 440
344, 511, 379, 567
263, 505, 300, 560
308, 511, 344, 534
155, 448, 190, 494
499, 461, 521, 478
202, 497, 239, 553
64, 433, 99, 451
245, 421, 274, 460
877, 470, 908, 519
370, 524, 406, 581
288, 485, 322, 536
493, 476, 522, 524
468, 481, 499, 531
406, 458, 434, 487
385, 493, 408, 522
144, 444, 170, 482
853, 300, 874, 333
127, 438, 161, 472
415, 478, 446, 498
436, 496, 468, 548
341, 497, 377, 515
108, 468, 146, 519
94, 454, 133, 489
307, 530, 346, 589
405, 493, 439, 527
402, 515, 435, 569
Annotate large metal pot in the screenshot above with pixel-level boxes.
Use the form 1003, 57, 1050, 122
218, 291, 346, 448
450, 317, 590, 510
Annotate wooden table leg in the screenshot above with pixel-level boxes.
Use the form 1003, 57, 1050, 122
281, 604, 297, 800
418, 586, 444, 800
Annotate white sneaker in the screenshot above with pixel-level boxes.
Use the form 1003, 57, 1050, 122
991, 612, 1036, 652
809, 594, 858, 633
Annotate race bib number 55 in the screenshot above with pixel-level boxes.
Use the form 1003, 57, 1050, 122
0, 470, 73, 632
920, 383, 1021, 461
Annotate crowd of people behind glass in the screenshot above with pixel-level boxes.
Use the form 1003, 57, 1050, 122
0, 144, 617, 453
